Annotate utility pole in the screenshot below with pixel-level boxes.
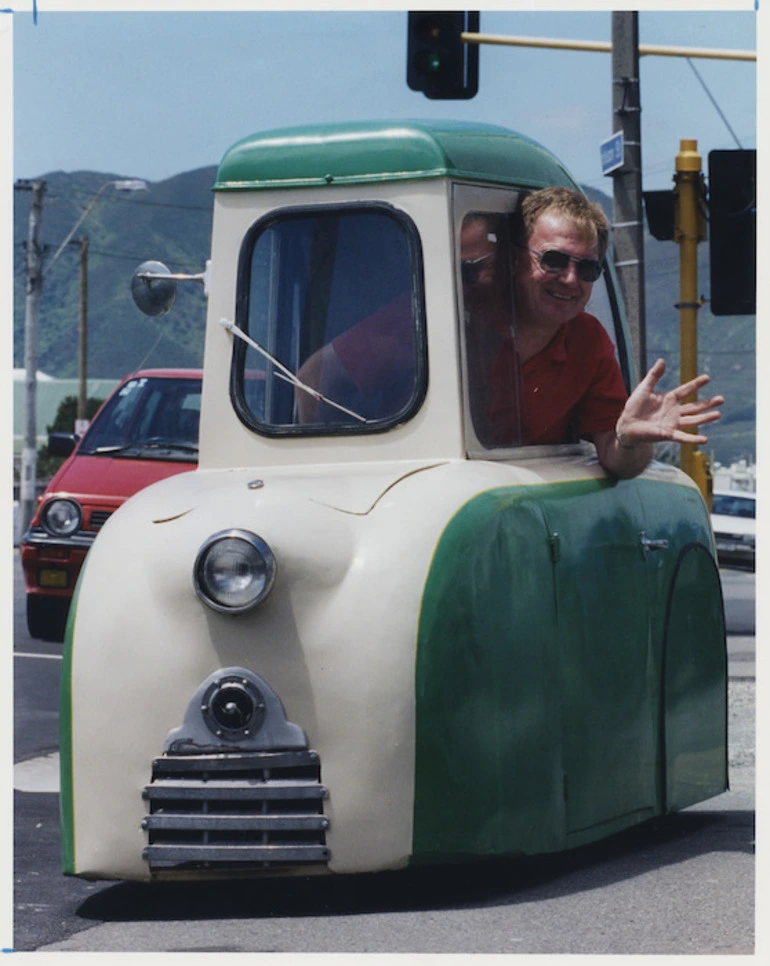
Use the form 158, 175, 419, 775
18, 179, 46, 534
14, 178, 147, 526
611, 11, 646, 385
77, 235, 89, 428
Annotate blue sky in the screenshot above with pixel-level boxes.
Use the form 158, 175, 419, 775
7, 2, 758, 194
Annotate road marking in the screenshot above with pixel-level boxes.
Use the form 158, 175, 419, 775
14, 651, 62, 660
14, 752, 60, 793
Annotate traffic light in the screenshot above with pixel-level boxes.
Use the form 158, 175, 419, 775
643, 190, 676, 241
407, 11, 479, 100
708, 149, 756, 316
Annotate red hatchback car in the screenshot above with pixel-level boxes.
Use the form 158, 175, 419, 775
20, 369, 202, 641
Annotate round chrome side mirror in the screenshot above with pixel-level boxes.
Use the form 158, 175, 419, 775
131, 260, 177, 317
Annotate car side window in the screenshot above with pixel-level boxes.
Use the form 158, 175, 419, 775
455, 188, 631, 456
712, 494, 755, 518
582, 267, 628, 387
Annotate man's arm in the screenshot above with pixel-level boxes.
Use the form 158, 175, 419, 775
296, 344, 352, 422
594, 430, 655, 479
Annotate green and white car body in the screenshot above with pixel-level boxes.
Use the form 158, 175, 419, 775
60, 121, 727, 882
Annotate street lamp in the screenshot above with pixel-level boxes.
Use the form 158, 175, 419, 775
18, 177, 148, 534
46, 178, 147, 272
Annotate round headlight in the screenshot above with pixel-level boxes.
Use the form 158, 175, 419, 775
40, 498, 83, 537
193, 529, 276, 614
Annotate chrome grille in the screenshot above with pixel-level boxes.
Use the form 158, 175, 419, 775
88, 509, 113, 530
142, 749, 329, 873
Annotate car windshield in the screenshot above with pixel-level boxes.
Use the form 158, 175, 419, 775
231, 203, 426, 436
711, 493, 755, 519
78, 376, 202, 461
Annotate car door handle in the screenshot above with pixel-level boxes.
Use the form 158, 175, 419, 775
640, 534, 669, 559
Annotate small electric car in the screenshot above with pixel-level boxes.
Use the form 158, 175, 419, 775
60, 121, 727, 883
21, 369, 201, 640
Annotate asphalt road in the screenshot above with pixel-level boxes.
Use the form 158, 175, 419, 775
11, 550, 755, 954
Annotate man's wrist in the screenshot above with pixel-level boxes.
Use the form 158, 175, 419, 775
615, 427, 640, 450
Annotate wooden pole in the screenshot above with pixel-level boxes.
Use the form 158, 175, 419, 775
78, 235, 89, 426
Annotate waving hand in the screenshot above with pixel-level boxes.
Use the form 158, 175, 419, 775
615, 358, 724, 446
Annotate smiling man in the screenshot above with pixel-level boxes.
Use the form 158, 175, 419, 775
511, 187, 724, 478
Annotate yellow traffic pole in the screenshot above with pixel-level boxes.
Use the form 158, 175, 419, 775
674, 139, 712, 507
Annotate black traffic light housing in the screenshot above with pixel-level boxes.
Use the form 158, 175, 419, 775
643, 190, 676, 241
407, 11, 479, 100
708, 149, 756, 316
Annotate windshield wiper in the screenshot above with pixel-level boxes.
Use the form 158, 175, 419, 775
90, 444, 135, 455
141, 438, 199, 452
219, 317, 372, 424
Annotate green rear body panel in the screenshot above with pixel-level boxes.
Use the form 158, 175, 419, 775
214, 120, 576, 192
412, 477, 727, 862
663, 545, 729, 810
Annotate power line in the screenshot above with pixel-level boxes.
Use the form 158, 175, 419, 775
105, 196, 212, 213
686, 58, 744, 149
60, 184, 211, 212
12, 240, 205, 274
17, 189, 211, 214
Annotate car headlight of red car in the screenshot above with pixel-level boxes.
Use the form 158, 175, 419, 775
40, 498, 84, 537
193, 529, 276, 614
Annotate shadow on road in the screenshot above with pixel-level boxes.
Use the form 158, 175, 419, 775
76, 807, 754, 925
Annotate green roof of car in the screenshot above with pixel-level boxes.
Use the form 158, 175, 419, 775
214, 119, 578, 192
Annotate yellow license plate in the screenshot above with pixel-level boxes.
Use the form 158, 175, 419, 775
39, 568, 68, 589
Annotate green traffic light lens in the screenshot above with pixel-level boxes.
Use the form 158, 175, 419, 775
415, 50, 443, 73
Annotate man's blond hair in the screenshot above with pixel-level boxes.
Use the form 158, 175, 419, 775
516, 187, 610, 260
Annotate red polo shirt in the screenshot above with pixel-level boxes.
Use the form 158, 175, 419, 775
519, 312, 628, 445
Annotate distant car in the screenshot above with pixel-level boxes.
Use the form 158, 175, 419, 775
710, 488, 755, 570
20, 369, 202, 641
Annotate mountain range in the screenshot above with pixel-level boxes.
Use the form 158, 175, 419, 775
13, 168, 755, 466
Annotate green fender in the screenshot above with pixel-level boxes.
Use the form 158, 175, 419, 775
412, 477, 727, 862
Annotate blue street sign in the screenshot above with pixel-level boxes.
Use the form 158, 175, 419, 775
601, 132, 624, 175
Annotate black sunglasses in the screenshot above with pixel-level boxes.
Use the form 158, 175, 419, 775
461, 251, 495, 285
523, 246, 603, 283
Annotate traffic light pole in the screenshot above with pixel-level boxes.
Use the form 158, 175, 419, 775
674, 139, 711, 503
460, 30, 755, 62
